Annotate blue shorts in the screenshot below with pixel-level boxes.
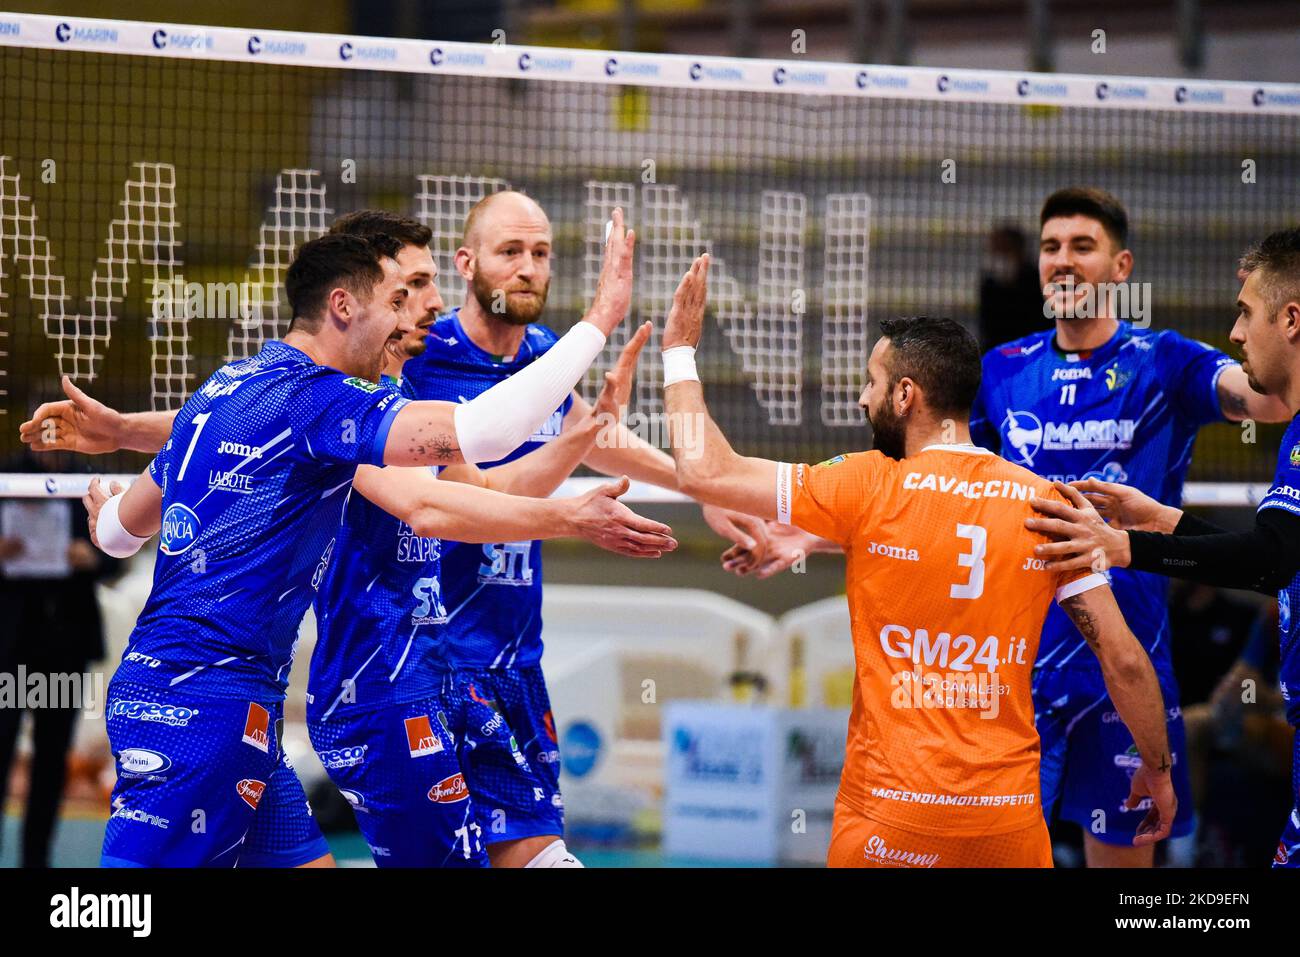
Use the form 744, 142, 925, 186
101, 679, 328, 868
1033, 663, 1196, 846
307, 691, 489, 868
1272, 734, 1300, 868
456, 665, 565, 845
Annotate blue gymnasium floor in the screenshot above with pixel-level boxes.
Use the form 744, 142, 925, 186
0, 812, 773, 868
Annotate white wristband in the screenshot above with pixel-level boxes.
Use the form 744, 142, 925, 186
97, 490, 150, 559
662, 346, 699, 387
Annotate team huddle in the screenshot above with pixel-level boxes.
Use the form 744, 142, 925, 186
19, 186, 1300, 869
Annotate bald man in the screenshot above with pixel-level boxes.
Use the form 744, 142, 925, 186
379, 192, 760, 867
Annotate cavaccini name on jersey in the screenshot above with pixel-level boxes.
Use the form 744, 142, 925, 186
902, 472, 1036, 501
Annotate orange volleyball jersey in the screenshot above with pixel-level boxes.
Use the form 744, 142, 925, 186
778, 444, 1106, 837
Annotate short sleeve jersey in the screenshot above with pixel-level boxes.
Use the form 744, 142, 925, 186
780, 445, 1106, 836
122, 341, 409, 701
1260, 414, 1300, 726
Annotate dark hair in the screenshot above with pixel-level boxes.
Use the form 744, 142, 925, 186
1040, 186, 1129, 249
878, 316, 982, 417
1239, 226, 1300, 316
330, 209, 432, 248
285, 232, 403, 330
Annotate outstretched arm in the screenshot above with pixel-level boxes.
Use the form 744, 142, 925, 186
1060, 585, 1176, 847
442, 322, 653, 498
352, 465, 675, 558
19, 376, 175, 455
1027, 479, 1300, 594
660, 255, 779, 519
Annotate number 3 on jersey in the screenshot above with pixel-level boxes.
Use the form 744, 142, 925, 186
950, 524, 987, 600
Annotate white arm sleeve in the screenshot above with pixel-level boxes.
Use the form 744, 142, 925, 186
452, 320, 607, 465
97, 491, 151, 559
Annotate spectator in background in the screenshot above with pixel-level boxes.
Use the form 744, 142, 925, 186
0, 446, 120, 867
1182, 601, 1294, 866
1169, 581, 1257, 706
977, 224, 1049, 352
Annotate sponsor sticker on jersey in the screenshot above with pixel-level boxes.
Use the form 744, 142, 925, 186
817, 454, 847, 467
237, 778, 266, 809
1290, 442, 1300, 468
159, 503, 201, 556
427, 773, 469, 803
405, 714, 444, 757
241, 702, 271, 752
343, 376, 382, 393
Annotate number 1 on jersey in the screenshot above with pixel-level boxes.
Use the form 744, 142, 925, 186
176, 411, 212, 482
951, 523, 987, 600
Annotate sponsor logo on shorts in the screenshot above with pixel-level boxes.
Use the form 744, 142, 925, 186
242, 702, 271, 753
118, 748, 172, 780
405, 715, 444, 757
1276, 841, 1291, 865
862, 834, 939, 868
339, 789, 369, 813
110, 700, 199, 726
316, 745, 368, 769
536, 749, 561, 764
427, 773, 469, 803
236, 778, 266, 809
110, 802, 169, 829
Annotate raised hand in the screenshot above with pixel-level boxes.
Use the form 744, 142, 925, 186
19, 375, 125, 454
662, 254, 710, 350
592, 321, 651, 436
568, 476, 677, 558
586, 207, 637, 337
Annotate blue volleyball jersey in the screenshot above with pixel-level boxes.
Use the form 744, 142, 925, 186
971, 321, 1237, 670
306, 375, 450, 721
117, 341, 410, 701
1261, 414, 1300, 726
401, 308, 573, 669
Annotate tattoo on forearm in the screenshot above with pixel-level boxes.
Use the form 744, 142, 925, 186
1158, 752, 1171, 773
1061, 595, 1101, 651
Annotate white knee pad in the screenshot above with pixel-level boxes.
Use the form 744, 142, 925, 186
524, 839, 584, 868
